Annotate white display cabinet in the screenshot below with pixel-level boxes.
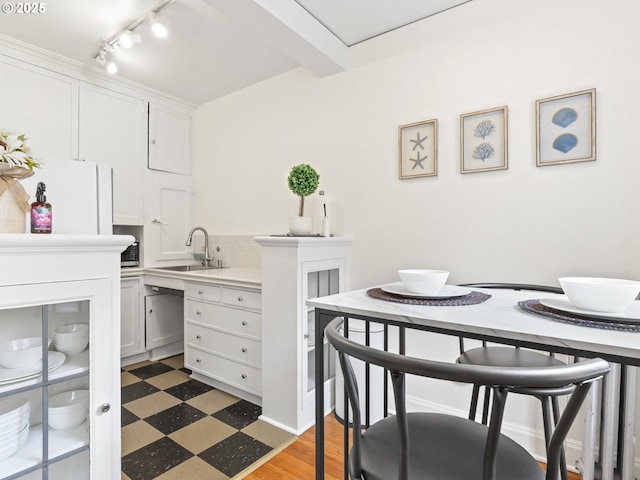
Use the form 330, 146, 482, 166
256, 236, 350, 435
0, 234, 132, 480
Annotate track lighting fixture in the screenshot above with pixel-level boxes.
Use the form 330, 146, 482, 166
92, 0, 174, 75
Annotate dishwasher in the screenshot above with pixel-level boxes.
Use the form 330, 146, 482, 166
145, 287, 184, 355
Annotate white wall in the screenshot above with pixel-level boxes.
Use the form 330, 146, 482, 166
195, 0, 640, 290
194, 0, 640, 469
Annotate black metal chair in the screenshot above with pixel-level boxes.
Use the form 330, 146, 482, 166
325, 316, 610, 480
456, 283, 572, 480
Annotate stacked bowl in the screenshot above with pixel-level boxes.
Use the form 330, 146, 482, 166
53, 324, 89, 356
48, 390, 89, 430
0, 398, 30, 461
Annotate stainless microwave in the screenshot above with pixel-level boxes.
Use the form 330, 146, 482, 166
121, 239, 140, 267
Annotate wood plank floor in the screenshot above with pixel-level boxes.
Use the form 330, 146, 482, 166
244, 414, 582, 480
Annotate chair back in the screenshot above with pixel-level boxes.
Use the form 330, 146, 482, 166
325, 317, 609, 480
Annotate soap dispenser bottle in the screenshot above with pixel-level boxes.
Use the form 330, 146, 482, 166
31, 182, 52, 234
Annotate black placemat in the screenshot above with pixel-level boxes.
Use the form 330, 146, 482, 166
518, 299, 640, 332
367, 288, 491, 306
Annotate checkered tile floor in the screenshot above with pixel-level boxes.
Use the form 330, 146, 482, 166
121, 355, 295, 480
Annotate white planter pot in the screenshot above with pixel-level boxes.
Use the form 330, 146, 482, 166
289, 216, 312, 236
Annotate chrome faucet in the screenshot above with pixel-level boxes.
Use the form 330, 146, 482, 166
185, 226, 214, 267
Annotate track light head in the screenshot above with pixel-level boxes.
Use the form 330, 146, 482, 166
106, 61, 118, 74
119, 30, 141, 49
150, 13, 168, 38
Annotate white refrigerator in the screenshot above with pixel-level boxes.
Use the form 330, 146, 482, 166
20, 158, 113, 234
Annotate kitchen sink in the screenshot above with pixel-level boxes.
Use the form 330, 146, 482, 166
159, 265, 226, 272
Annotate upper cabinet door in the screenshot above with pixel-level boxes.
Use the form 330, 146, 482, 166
148, 102, 192, 176
78, 83, 146, 226
0, 56, 78, 160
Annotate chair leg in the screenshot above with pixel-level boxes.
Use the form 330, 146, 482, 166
481, 386, 491, 425
541, 396, 569, 480
551, 396, 569, 480
469, 384, 480, 420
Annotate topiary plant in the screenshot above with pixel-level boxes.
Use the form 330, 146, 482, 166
287, 164, 319, 217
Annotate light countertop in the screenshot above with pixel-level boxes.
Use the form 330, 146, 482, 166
128, 266, 261, 289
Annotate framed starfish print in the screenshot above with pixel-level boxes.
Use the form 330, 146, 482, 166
398, 118, 438, 179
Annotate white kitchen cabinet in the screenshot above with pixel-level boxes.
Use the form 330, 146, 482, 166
145, 291, 183, 352
184, 281, 262, 405
78, 83, 146, 226
0, 234, 132, 480
256, 236, 351, 435
148, 102, 192, 176
120, 277, 145, 358
144, 171, 194, 266
0, 56, 78, 160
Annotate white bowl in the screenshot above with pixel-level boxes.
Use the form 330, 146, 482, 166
0, 337, 45, 369
559, 277, 640, 313
48, 390, 89, 430
398, 269, 449, 295
54, 324, 89, 336
53, 324, 89, 355
53, 337, 89, 356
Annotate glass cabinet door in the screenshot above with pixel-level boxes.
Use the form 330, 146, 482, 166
0, 279, 111, 480
302, 261, 342, 410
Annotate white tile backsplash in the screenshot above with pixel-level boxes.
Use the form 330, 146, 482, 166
190, 235, 262, 269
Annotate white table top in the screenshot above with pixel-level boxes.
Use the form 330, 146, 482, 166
306, 285, 640, 365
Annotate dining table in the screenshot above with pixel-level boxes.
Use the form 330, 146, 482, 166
307, 284, 640, 480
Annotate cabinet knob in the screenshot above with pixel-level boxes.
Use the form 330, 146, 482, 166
241, 347, 247, 353
241, 374, 247, 379
303, 333, 309, 339
100, 403, 111, 413
151, 139, 157, 144
198, 290, 204, 295
237, 296, 243, 302
196, 358, 202, 363
242, 320, 248, 326
148, 308, 153, 314
196, 334, 201, 340
196, 310, 201, 315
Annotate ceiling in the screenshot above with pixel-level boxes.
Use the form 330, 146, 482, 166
0, 0, 471, 105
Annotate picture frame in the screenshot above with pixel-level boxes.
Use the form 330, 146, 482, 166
536, 88, 596, 166
460, 106, 508, 174
398, 119, 438, 179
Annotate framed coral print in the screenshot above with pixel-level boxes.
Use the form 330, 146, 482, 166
536, 88, 596, 166
460, 106, 508, 174
398, 119, 437, 179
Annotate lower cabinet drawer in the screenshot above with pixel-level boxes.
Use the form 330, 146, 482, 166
185, 346, 262, 394
186, 300, 261, 338
186, 323, 262, 367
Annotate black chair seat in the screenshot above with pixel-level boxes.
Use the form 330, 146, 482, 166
457, 347, 576, 396
358, 413, 545, 480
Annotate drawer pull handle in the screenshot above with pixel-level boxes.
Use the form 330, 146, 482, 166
242, 321, 248, 326
242, 347, 247, 352
241, 374, 247, 379
100, 403, 111, 413
196, 334, 201, 340
198, 290, 204, 295
196, 310, 201, 315
238, 296, 243, 302
196, 358, 202, 363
